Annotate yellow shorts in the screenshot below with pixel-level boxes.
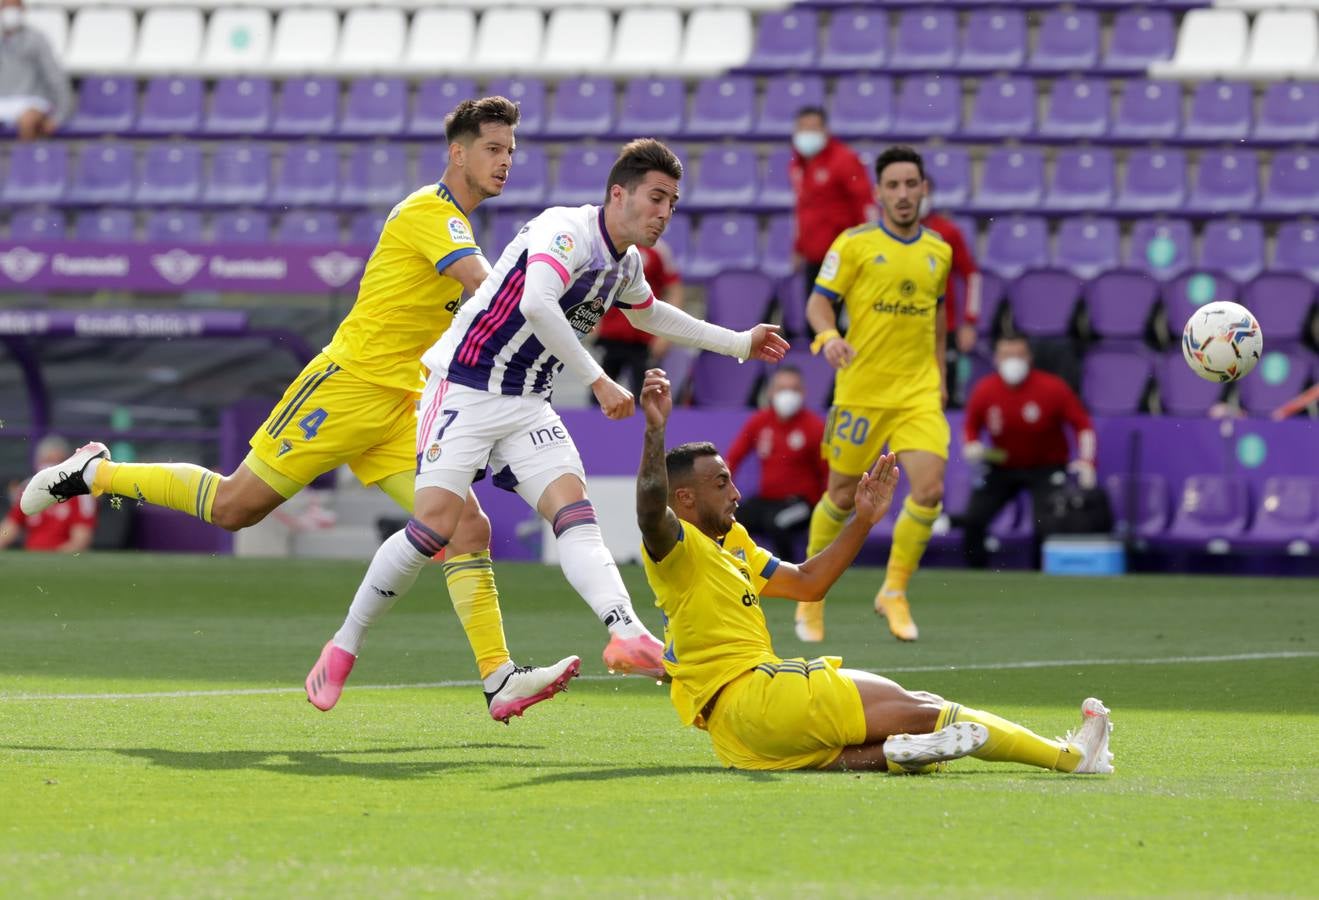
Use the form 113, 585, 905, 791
705, 657, 867, 771
823, 403, 950, 477
247, 353, 418, 498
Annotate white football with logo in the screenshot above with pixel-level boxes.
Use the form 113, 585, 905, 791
1181, 301, 1263, 384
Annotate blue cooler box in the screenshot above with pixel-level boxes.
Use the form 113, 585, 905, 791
1042, 536, 1126, 576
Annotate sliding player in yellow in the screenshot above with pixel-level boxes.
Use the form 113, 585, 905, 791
21, 97, 580, 722
635, 368, 1114, 773
803, 145, 951, 643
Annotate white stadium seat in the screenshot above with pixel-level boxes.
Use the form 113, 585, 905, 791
202, 9, 274, 74
678, 7, 753, 76
65, 8, 136, 73
132, 8, 205, 73
539, 8, 612, 73
1150, 9, 1248, 78
468, 8, 543, 76
269, 8, 340, 72
24, 7, 68, 57
336, 8, 407, 72
403, 9, 475, 72
606, 9, 682, 75
1243, 10, 1318, 75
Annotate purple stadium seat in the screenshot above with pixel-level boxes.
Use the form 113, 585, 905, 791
138, 77, 203, 135
974, 271, 1007, 340
204, 143, 271, 206
889, 8, 957, 71
486, 210, 530, 260
1261, 151, 1319, 215
964, 76, 1036, 139
2, 143, 67, 204
1243, 477, 1319, 545
1039, 78, 1109, 139
924, 147, 970, 208
706, 270, 775, 330
982, 216, 1048, 279
69, 142, 134, 204
1126, 218, 1192, 279
617, 78, 685, 137
416, 146, 448, 185
661, 213, 690, 271
758, 147, 794, 210
75, 209, 135, 243
271, 144, 339, 207
1275, 222, 1319, 280
688, 145, 758, 211
1199, 221, 1265, 284
1112, 80, 1180, 141
145, 209, 203, 244
1238, 349, 1313, 417
753, 75, 825, 138
1253, 82, 1319, 143
340, 78, 406, 137
774, 271, 807, 336
553, 147, 612, 207
1045, 148, 1115, 211
779, 349, 834, 411
276, 210, 340, 245
1103, 9, 1175, 70
1083, 270, 1159, 342
690, 353, 763, 407
204, 78, 272, 135
686, 77, 755, 138
135, 143, 202, 205
1083, 349, 1153, 415
1241, 274, 1315, 344
213, 210, 271, 245
1163, 271, 1240, 330
1116, 149, 1187, 213
1054, 217, 1119, 280
408, 78, 477, 137
9, 208, 66, 242
762, 213, 794, 280
1157, 352, 1224, 416
273, 77, 338, 137
486, 78, 545, 135
1164, 475, 1250, 547
1007, 269, 1081, 337
339, 144, 408, 206
1189, 150, 1258, 214
1104, 473, 1170, 540
349, 210, 383, 246
1030, 9, 1099, 72
544, 77, 615, 138
746, 9, 817, 69
66, 76, 135, 135
972, 147, 1044, 211
1183, 82, 1251, 142
959, 8, 1026, 71
828, 75, 893, 139
689, 213, 759, 279
820, 8, 887, 71
893, 76, 960, 138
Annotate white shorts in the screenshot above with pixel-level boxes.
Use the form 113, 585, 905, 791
415, 377, 586, 506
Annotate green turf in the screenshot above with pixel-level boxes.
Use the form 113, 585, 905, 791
2, 553, 1316, 898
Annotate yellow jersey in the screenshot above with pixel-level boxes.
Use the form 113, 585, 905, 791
323, 182, 482, 393
814, 223, 952, 409
642, 519, 781, 727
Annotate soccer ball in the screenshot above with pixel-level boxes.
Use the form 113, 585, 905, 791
1181, 301, 1264, 383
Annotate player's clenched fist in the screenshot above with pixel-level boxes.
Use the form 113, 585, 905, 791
592, 375, 635, 420
823, 336, 856, 370
641, 368, 672, 428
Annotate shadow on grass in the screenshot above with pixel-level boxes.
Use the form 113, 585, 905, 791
499, 764, 779, 788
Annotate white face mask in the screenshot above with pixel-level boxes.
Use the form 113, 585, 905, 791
997, 357, 1030, 386
771, 389, 804, 419
1, 8, 24, 30
917, 195, 931, 219
792, 131, 826, 158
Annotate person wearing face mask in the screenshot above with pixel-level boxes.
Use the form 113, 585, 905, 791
960, 335, 1097, 569
0, 0, 72, 140
724, 367, 828, 561
918, 177, 982, 405
788, 107, 875, 333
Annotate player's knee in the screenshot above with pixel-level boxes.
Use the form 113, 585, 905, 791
911, 482, 944, 507
827, 484, 856, 510
453, 504, 492, 550
209, 483, 270, 531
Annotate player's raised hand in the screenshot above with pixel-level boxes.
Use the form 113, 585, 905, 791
747, 324, 789, 363
640, 368, 672, 428
853, 452, 900, 525
592, 375, 635, 420
822, 336, 856, 370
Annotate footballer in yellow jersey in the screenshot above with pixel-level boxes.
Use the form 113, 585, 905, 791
801, 146, 954, 645
634, 369, 1115, 775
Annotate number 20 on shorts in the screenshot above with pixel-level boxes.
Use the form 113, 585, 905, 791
833, 410, 870, 446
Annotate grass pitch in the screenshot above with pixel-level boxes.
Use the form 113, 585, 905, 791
2, 553, 1316, 898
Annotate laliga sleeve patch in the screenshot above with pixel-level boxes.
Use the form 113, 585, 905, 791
549, 232, 575, 262
448, 217, 475, 245
819, 249, 841, 281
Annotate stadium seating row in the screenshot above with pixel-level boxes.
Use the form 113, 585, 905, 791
1154, 7, 1319, 79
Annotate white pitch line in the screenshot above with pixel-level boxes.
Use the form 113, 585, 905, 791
1, 650, 1314, 703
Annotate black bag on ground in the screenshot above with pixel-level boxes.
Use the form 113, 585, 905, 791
1037, 483, 1114, 536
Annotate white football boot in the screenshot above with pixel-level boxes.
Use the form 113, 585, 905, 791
884, 722, 989, 773
1064, 697, 1115, 774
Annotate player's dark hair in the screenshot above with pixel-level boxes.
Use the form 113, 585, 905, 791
444, 96, 521, 144
996, 334, 1033, 353
771, 364, 803, 379
605, 139, 683, 202
795, 106, 827, 125
875, 145, 925, 183
665, 441, 721, 487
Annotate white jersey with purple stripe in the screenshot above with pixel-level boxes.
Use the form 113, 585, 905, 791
422, 205, 654, 398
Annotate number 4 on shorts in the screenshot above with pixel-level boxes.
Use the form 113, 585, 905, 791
298, 408, 328, 441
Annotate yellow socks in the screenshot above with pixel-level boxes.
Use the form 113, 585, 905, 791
442, 550, 511, 680
940, 702, 1082, 772
882, 497, 941, 594
92, 460, 220, 524
799, 495, 850, 628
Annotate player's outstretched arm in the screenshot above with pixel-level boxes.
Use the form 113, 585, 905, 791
622, 302, 788, 363
636, 369, 682, 562
762, 453, 900, 602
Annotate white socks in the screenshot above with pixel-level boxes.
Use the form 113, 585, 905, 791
333, 522, 442, 655
552, 501, 648, 639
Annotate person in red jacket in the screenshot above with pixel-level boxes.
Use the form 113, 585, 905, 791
593, 237, 685, 395
1, 436, 97, 552
960, 336, 1097, 568
789, 107, 874, 332
919, 176, 982, 403
724, 366, 828, 559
